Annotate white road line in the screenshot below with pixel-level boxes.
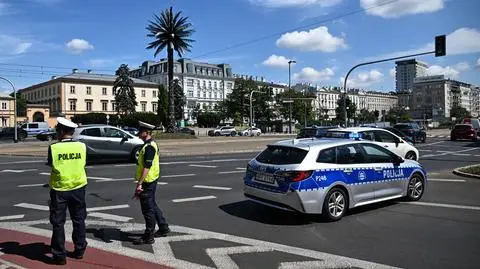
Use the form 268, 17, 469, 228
86, 205, 130, 212
452, 153, 472, 156
87, 176, 116, 180
422, 154, 435, 158
0, 169, 38, 173
417, 141, 445, 147
15, 203, 49, 211
236, 167, 246, 170
162, 174, 196, 178
17, 183, 46, 188
88, 212, 132, 222
408, 201, 480, 211
0, 214, 24, 221
189, 164, 217, 168
114, 164, 135, 167
218, 171, 244, 174
161, 158, 250, 165
0, 160, 44, 165
419, 149, 432, 152
96, 178, 133, 183
193, 185, 232, 191
39, 172, 50, 176
172, 195, 217, 203
429, 178, 466, 183
158, 182, 168, 185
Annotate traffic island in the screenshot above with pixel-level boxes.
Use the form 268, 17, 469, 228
453, 164, 480, 179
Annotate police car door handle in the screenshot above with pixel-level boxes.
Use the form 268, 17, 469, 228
374, 167, 383, 171
343, 168, 353, 173
384, 145, 389, 148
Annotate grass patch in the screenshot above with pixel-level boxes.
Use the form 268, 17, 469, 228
152, 132, 197, 140
459, 165, 480, 175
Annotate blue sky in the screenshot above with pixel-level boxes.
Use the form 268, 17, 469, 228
0, 0, 479, 93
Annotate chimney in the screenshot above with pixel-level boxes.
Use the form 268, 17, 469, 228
72, 68, 78, 73
51, 76, 57, 80
87, 69, 92, 74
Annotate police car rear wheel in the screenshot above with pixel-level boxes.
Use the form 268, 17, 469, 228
406, 175, 424, 201
323, 188, 347, 221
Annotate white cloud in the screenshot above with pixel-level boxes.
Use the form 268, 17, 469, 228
427, 65, 459, 79
293, 67, 334, 82
476, 58, 480, 69
262, 54, 294, 68
248, 0, 342, 8
276, 26, 347, 52
66, 38, 94, 54
0, 35, 32, 55
454, 61, 470, 72
389, 68, 395, 78
360, 0, 444, 18
0, 2, 8, 15
341, 69, 384, 87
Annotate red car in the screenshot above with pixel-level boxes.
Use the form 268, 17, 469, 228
450, 124, 477, 141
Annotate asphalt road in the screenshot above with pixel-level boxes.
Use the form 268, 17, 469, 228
0, 137, 479, 269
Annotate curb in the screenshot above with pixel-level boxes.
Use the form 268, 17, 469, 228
452, 165, 480, 179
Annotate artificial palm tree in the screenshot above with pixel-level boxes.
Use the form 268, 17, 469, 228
146, 6, 195, 132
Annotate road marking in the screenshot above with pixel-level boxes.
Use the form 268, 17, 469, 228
419, 149, 432, 152
408, 201, 480, 211
39, 172, 50, 176
206, 246, 272, 268
236, 167, 246, 170
113, 158, 250, 167
429, 178, 466, 183
162, 174, 196, 178
417, 141, 445, 147
0, 169, 38, 173
14, 203, 49, 211
452, 153, 472, 156
421, 147, 479, 158
86, 205, 130, 212
172, 195, 217, 203
96, 178, 134, 183
0, 258, 28, 269
193, 185, 232, 191
158, 182, 168, 185
0, 160, 44, 165
0, 214, 24, 221
17, 183, 46, 188
88, 212, 132, 222
218, 171, 244, 174
189, 164, 217, 168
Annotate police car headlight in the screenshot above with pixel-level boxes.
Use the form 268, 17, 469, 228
277, 170, 313, 182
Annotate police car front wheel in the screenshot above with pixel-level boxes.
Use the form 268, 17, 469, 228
406, 174, 424, 201
322, 187, 348, 222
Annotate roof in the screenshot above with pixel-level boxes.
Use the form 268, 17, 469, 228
328, 127, 377, 132
0, 93, 13, 99
270, 137, 366, 150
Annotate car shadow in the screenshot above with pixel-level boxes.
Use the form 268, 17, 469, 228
346, 200, 400, 216
219, 200, 313, 226
85, 228, 140, 244
0, 241, 54, 264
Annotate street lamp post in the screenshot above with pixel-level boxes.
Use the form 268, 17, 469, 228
288, 60, 296, 133
250, 90, 263, 127
0, 76, 17, 143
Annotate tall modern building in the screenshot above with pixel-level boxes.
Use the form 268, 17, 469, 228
129, 58, 235, 123
395, 59, 428, 93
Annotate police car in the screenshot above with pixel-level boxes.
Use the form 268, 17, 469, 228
243, 136, 426, 221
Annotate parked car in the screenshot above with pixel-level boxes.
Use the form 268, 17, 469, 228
382, 127, 413, 143
393, 123, 426, 143
19, 122, 49, 136
241, 127, 262, 136
297, 126, 336, 139
175, 127, 195, 135
450, 124, 477, 141
72, 125, 144, 162
461, 118, 480, 136
36, 129, 57, 141
208, 126, 237, 136
122, 127, 139, 136
0, 127, 28, 141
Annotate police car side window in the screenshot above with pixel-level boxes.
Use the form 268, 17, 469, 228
81, 128, 101, 137
335, 145, 363, 164
317, 147, 336, 164
374, 131, 396, 143
104, 128, 126, 138
360, 131, 375, 141
360, 144, 394, 163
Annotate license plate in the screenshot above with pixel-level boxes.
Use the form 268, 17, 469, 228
254, 174, 276, 184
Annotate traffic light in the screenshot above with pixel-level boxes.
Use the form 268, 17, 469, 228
435, 35, 446, 57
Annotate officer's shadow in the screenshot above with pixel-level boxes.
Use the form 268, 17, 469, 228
85, 228, 141, 244
0, 241, 54, 264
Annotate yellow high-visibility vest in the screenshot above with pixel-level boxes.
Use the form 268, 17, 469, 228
136, 141, 160, 183
50, 141, 87, 191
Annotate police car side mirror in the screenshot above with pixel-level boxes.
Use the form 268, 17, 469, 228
392, 155, 404, 165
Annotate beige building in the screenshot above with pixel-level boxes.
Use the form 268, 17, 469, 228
0, 94, 15, 127
19, 71, 159, 121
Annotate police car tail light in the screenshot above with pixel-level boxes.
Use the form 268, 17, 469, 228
279, 171, 313, 182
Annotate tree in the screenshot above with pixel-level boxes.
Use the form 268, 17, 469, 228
157, 84, 168, 127
275, 90, 315, 126
252, 85, 275, 124
146, 6, 195, 133
450, 104, 470, 119
113, 64, 137, 115
335, 95, 356, 124
357, 109, 376, 124
10, 92, 28, 116
386, 107, 411, 124
173, 79, 185, 122
217, 78, 258, 125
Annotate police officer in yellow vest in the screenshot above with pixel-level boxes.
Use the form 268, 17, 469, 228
133, 121, 170, 245
47, 117, 87, 265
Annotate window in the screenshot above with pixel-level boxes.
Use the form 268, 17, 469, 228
186, 79, 194, 87
359, 131, 375, 141
256, 145, 308, 165
102, 102, 108, 111
86, 87, 92, 95
188, 91, 193, 97
102, 87, 107, 95
197, 91, 200, 97
48, 88, 52, 96
336, 145, 362, 164
153, 90, 157, 98
202, 81, 206, 88
112, 103, 116, 112
1, 102, 6, 110
152, 103, 157, 112
141, 90, 146, 97
69, 100, 76, 111
203, 92, 206, 98
29, 123, 39, 129
227, 82, 233, 89
86, 101, 92, 111
141, 102, 146, 112
214, 82, 217, 89
81, 128, 101, 137
208, 92, 212, 99
112, 88, 116, 95
317, 147, 336, 164
360, 144, 394, 163
104, 127, 126, 138
374, 130, 397, 143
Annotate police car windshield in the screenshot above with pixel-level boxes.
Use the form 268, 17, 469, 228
256, 145, 308, 165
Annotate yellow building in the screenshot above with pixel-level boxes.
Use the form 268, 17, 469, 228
19, 70, 160, 121
0, 94, 15, 127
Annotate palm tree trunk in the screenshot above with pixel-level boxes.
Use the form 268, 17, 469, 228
167, 42, 175, 133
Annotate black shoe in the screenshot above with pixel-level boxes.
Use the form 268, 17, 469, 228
52, 256, 66, 265
133, 237, 154, 245
73, 250, 84, 259
154, 227, 171, 237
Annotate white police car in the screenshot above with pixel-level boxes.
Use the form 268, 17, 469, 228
243, 137, 427, 221
326, 127, 420, 161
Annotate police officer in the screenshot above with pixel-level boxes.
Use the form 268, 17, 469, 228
47, 117, 87, 265
133, 121, 170, 245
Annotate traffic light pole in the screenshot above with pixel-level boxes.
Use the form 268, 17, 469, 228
342, 50, 435, 127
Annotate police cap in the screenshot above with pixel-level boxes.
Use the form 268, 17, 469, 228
57, 117, 78, 129
138, 121, 155, 131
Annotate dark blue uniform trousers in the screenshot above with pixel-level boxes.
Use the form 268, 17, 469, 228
140, 179, 167, 240
49, 186, 87, 258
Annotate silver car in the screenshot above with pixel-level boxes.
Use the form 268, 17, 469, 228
73, 125, 144, 161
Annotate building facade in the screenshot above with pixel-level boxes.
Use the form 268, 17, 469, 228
130, 59, 235, 122
471, 86, 480, 118
19, 71, 159, 121
0, 94, 15, 127
395, 59, 428, 92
